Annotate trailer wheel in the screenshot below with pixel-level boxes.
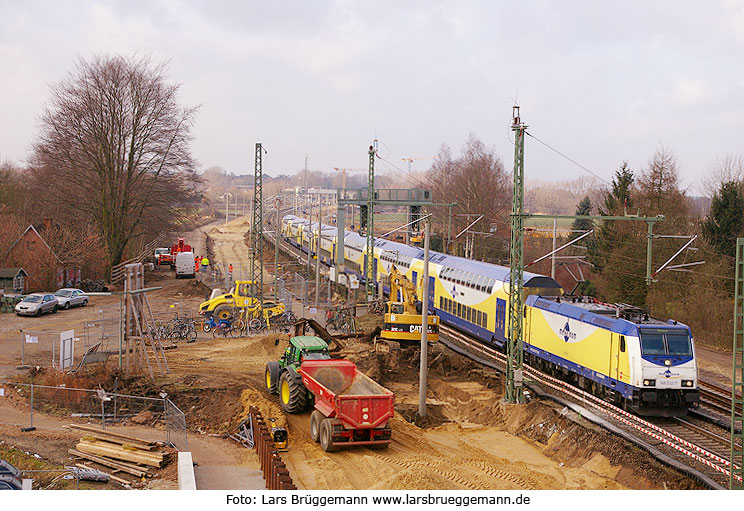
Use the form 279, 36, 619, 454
279, 370, 308, 413
309, 410, 324, 443
319, 419, 340, 452
265, 362, 280, 394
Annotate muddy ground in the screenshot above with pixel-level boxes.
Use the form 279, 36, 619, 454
0, 216, 708, 490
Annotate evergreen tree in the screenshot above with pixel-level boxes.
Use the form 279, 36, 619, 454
588, 162, 649, 305
570, 196, 593, 240
702, 180, 744, 259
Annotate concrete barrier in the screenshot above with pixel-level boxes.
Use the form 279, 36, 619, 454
178, 451, 197, 490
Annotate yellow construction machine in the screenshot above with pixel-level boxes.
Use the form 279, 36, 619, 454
380, 265, 439, 343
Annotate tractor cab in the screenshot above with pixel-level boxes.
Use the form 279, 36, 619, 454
281, 336, 331, 369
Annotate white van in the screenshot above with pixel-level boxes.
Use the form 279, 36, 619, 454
175, 251, 196, 279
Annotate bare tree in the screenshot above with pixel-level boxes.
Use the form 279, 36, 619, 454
426, 135, 509, 257
31, 55, 201, 268
701, 154, 744, 198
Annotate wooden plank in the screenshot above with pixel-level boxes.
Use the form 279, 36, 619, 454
66, 424, 162, 447
77, 439, 165, 462
76, 441, 166, 468
68, 449, 150, 477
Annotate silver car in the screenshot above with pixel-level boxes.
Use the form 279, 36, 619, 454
15, 293, 59, 316
54, 288, 89, 309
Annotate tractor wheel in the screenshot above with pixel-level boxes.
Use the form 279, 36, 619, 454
214, 306, 232, 320
319, 418, 341, 452
309, 410, 324, 443
278, 369, 308, 414
265, 361, 280, 394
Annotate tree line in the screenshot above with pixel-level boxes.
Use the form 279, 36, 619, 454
0, 55, 202, 284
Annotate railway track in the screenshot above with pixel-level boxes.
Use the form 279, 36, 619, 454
699, 380, 740, 417
438, 323, 737, 489
270, 223, 740, 487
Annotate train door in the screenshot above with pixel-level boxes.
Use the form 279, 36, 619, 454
609, 333, 620, 384
411, 271, 418, 292
428, 276, 435, 313
496, 298, 506, 340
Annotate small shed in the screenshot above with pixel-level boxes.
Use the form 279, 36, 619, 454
0, 267, 28, 294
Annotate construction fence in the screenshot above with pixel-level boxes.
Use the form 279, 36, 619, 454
16, 305, 124, 370
0, 381, 188, 451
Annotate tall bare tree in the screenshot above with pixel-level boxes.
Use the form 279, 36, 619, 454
31, 55, 201, 268
427, 135, 509, 258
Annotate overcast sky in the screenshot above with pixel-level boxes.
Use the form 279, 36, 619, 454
1, 1, 743, 194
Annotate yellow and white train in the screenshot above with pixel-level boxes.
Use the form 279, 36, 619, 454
282, 214, 700, 416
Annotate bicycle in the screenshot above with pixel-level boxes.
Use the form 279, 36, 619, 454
212, 319, 240, 338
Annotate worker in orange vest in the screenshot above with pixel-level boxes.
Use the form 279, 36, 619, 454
228, 264, 233, 283
194, 256, 200, 272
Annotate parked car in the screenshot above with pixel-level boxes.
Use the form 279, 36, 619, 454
0, 460, 22, 490
54, 288, 89, 309
15, 293, 59, 316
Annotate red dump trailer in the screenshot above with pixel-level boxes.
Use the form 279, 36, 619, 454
299, 359, 394, 452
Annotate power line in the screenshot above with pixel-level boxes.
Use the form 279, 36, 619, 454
525, 131, 611, 185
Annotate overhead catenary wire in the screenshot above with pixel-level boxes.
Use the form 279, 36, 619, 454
525, 131, 611, 186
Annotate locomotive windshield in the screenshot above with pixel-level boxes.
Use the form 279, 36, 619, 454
639, 329, 692, 356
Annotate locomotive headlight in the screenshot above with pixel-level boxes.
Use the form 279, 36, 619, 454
682, 380, 694, 387
664, 359, 672, 367
643, 379, 656, 387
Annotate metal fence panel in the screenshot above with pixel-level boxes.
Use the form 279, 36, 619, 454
165, 398, 189, 451
0, 382, 188, 450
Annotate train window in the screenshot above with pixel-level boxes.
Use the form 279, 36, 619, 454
466, 307, 471, 322
666, 332, 692, 356
639, 332, 666, 355
457, 302, 462, 317
620, 335, 626, 353
483, 313, 488, 326
439, 296, 443, 309
476, 310, 482, 326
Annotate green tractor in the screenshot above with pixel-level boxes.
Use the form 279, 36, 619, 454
265, 335, 331, 413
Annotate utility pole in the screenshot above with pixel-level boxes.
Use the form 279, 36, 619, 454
365, 142, 376, 301
223, 193, 231, 225
551, 217, 557, 279
304, 154, 308, 193
315, 199, 322, 308
252, 143, 264, 306
418, 221, 430, 418
731, 237, 744, 489
306, 197, 312, 277
275, 196, 281, 300
506, 106, 526, 404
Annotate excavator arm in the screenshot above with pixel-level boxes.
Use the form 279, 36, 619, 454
389, 265, 420, 314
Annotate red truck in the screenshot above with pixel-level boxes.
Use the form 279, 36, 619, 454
300, 359, 394, 452
158, 238, 193, 268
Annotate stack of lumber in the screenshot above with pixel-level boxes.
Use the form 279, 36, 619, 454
66, 424, 171, 484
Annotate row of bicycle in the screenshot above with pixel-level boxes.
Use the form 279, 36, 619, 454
203, 309, 299, 338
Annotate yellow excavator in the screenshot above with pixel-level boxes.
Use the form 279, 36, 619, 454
380, 265, 439, 343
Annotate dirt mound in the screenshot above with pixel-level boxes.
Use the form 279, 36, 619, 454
236, 388, 287, 430
173, 278, 212, 298
396, 403, 448, 428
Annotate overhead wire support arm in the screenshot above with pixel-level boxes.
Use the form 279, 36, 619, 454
454, 214, 485, 240
526, 229, 594, 267
381, 214, 432, 238
651, 235, 699, 279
